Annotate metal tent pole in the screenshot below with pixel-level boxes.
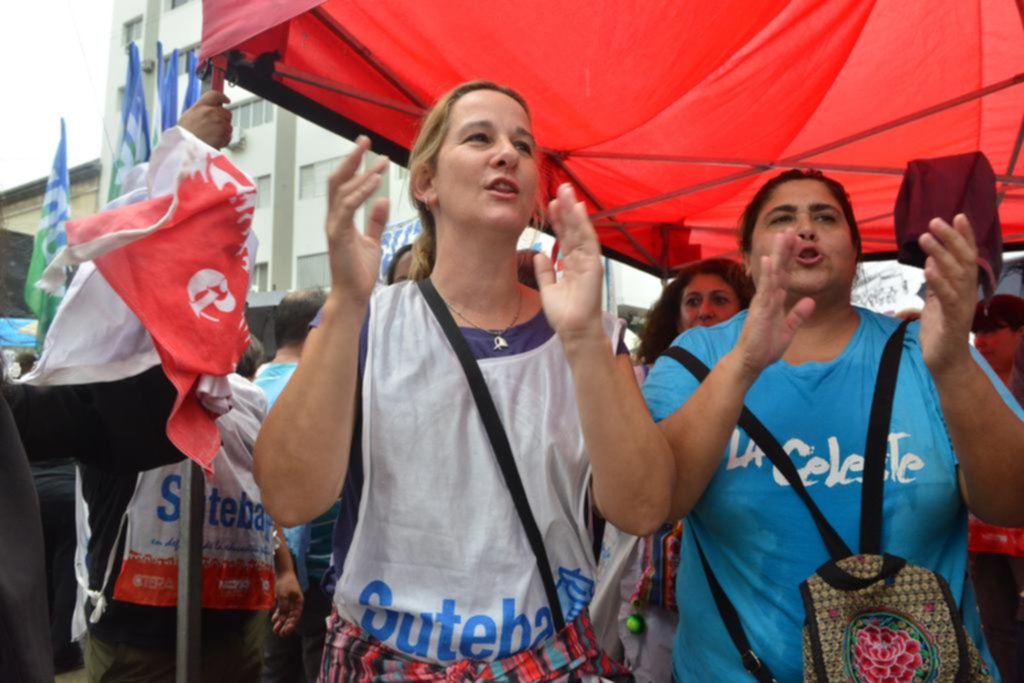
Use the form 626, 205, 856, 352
175, 461, 205, 682
174, 57, 226, 683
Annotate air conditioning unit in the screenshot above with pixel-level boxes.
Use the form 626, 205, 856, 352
227, 127, 246, 151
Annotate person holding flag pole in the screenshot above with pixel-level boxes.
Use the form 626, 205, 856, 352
3, 90, 296, 681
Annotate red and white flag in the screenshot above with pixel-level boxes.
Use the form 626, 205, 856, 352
34, 127, 255, 471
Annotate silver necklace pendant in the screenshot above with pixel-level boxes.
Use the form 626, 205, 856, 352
493, 335, 509, 351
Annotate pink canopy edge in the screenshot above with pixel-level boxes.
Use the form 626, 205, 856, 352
201, 0, 1024, 274
200, 0, 324, 64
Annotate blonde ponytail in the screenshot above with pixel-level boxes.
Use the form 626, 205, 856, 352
408, 226, 436, 281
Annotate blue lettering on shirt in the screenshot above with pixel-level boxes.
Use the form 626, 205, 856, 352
356, 578, 569, 662
155, 475, 271, 542
555, 567, 594, 622
157, 474, 180, 522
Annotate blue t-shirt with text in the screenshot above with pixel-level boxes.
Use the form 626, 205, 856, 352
642, 308, 1019, 682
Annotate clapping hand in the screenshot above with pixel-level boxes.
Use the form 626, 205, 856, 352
535, 184, 605, 347
735, 228, 816, 375
918, 214, 977, 377
324, 136, 390, 304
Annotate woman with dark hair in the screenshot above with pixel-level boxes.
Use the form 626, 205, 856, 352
635, 258, 754, 369
643, 168, 1024, 680
613, 258, 753, 682
255, 81, 672, 679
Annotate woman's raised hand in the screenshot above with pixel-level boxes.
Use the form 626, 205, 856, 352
734, 228, 816, 375
918, 214, 978, 377
325, 136, 390, 304
535, 184, 605, 346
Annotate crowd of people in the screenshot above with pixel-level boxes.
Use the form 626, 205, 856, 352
4, 80, 1024, 683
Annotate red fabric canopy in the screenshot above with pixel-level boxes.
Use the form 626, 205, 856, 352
202, 0, 1024, 274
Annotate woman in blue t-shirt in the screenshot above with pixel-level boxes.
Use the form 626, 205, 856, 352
642, 169, 1024, 681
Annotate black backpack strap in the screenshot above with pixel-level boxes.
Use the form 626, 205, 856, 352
663, 347, 851, 560
693, 534, 779, 683
418, 278, 567, 633
858, 319, 911, 555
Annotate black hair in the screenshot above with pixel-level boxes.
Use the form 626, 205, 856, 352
739, 169, 861, 260
273, 288, 327, 349
235, 335, 264, 379
635, 258, 754, 366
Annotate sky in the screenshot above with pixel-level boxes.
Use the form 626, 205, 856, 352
1, 0, 116, 191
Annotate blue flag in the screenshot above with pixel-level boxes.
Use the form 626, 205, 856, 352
24, 119, 70, 349
161, 48, 180, 132
183, 50, 201, 113
152, 41, 163, 149
109, 42, 151, 201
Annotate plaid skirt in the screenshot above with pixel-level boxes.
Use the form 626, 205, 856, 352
317, 608, 633, 682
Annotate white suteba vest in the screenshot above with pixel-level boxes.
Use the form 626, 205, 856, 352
77, 374, 273, 631
335, 283, 622, 664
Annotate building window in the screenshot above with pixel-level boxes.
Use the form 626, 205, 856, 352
298, 157, 342, 200
228, 98, 274, 132
123, 17, 143, 47
255, 175, 271, 209
251, 263, 269, 293
296, 253, 330, 289
170, 0, 191, 8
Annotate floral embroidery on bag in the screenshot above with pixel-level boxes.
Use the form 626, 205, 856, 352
844, 612, 938, 683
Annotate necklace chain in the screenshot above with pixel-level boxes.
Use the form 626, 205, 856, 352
445, 288, 522, 351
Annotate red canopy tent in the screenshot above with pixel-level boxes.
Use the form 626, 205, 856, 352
201, 0, 1024, 276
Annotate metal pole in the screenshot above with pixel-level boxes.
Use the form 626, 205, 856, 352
173, 57, 226, 682
176, 461, 205, 682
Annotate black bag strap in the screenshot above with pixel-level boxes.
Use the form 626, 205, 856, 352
663, 347, 852, 560
816, 553, 907, 590
859, 319, 911, 554
693, 535, 779, 683
418, 278, 567, 633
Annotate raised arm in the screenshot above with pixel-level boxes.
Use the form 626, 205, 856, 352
253, 137, 389, 526
655, 228, 815, 520
5, 366, 182, 471
917, 214, 1024, 526
534, 184, 672, 535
